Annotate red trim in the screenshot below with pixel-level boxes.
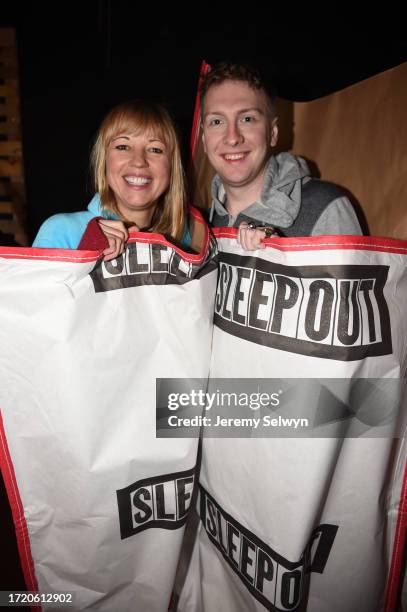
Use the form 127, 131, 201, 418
0, 247, 100, 263
0, 412, 39, 600
212, 228, 407, 254
384, 460, 407, 612
190, 60, 211, 162
125, 205, 211, 264
0, 206, 211, 265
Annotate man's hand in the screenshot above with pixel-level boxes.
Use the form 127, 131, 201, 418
237, 222, 281, 251
98, 219, 131, 261
237, 222, 267, 251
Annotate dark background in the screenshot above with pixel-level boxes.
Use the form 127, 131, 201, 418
1, 3, 406, 242
0, 1, 406, 594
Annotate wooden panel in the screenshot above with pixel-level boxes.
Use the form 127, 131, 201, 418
0, 100, 20, 117
0, 219, 17, 234
0, 160, 23, 179
0, 28, 27, 244
0, 66, 18, 79
0, 141, 21, 155
0, 202, 13, 213
0, 121, 20, 137
0, 83, 18, 97
0, 182, 10, 197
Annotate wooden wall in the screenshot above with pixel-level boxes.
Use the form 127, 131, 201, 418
0, 28, 27, 245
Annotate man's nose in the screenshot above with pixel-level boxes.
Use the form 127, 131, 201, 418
224, 122, 243, 146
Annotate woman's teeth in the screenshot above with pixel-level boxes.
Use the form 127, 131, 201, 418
125, 176, 152, 185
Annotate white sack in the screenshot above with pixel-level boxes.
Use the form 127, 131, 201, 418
0, 224, 217, 612
178, 232, 407, 612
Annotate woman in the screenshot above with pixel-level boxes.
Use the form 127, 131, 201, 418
33, 100, 191, 258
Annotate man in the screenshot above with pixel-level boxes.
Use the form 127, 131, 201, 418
200, 61, 363, 246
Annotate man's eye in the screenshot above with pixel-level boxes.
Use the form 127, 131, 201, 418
241, 115, 255, 123
209, 118, 223, 127
115, 144, 130, 151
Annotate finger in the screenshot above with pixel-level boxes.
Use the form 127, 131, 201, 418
237, 222, 248, 246
240, 227, 250, 250
98, 220, 129, 241
242, 228, 264, 251
102, 236, 123, 261
251, 229, 266, 250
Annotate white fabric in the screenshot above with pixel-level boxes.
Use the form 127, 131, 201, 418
178, 233, 407, 612
0, 236, 217, 612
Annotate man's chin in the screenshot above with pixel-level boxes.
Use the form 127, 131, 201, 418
220, 173, 253, 189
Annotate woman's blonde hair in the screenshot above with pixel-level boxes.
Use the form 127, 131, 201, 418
91, 100, 187, 242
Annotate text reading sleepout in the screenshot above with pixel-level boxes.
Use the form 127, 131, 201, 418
214, 253, 391, 361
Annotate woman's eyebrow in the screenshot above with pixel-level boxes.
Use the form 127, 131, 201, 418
111, 135, 130, 141
148, 137, 165, 143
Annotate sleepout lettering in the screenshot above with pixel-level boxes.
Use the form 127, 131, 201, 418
215, 253, 391, 361
201, 485, 338, 612
117, 467, 195, 539
90, 241, 216, 292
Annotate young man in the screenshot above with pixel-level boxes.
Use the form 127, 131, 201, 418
200, 62, 363, 247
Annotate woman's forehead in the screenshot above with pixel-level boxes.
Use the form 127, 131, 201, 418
110, 117, 167, 141
110, 129, 166, 142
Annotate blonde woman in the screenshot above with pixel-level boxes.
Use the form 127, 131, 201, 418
33, 100, 191, 257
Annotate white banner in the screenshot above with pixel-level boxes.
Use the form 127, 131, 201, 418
0, 219, 217, 611
178, 231, 407, 612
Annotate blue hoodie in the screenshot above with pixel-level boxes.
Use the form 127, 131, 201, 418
33, 194, 191, 249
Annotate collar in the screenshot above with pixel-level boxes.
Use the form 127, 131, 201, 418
88, 194, 119, 220
210, 153, 310, 227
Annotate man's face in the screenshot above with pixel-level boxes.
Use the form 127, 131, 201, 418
202, 80, 278, 190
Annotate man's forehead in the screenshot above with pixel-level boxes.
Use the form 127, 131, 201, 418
203, 80, 267, 115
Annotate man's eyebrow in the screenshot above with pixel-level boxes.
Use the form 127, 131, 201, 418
203, 107, 264, 118
203, 111, 225, 119
238, 107, 264, 115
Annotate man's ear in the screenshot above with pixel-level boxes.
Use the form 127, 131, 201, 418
270, 117, 279, 148
201, 128, 207, 153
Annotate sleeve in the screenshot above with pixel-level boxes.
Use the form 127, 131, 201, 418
33, 215, 70, 248
311, 197, 363, 236
78, 217, 109, 250
32, 214, 82, 249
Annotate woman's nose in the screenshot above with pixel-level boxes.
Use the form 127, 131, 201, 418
130, 149, 148, 167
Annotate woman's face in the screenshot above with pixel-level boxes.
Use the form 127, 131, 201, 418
106, 131, 171, 224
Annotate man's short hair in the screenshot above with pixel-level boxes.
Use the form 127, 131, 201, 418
200, 61, 277, 120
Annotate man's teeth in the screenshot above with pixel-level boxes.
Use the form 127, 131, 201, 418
224, 154, 245, 160
125, 176, 152, 185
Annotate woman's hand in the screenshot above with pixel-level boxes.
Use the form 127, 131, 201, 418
97, 219, 131, 261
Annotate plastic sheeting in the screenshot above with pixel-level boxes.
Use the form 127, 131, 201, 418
0, 211, 217, 611
178, 231, 407, 612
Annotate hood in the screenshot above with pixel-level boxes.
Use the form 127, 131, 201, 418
88, 194, 119, 220
211, 153, 310, 227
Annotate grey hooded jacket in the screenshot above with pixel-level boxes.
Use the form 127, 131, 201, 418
209, 153, 362, 236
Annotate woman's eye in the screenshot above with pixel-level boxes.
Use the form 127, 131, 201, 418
115, 144, 130, 151
148, 147, 164, 154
